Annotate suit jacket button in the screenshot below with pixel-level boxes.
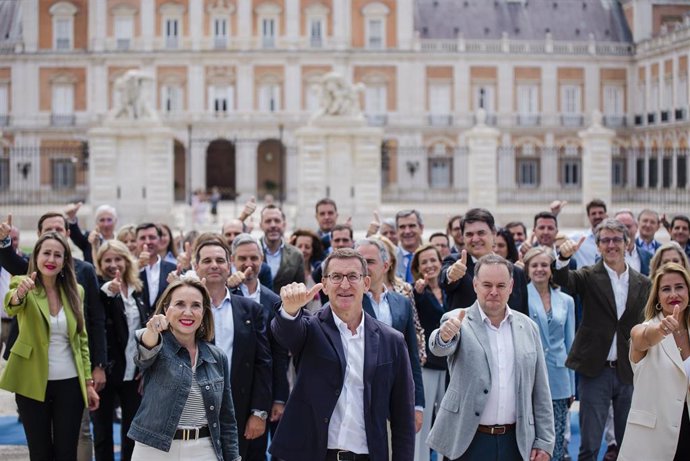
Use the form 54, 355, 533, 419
475, 412, 480, 417
324, 417, 329, 423
483, 389, 488, 394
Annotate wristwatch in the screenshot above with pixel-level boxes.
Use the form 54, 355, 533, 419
251, 410, 268, 421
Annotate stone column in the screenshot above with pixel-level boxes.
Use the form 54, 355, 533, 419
579, 110, 614, 226
189, 0, 203, 50
465, 110, 500, 209
235, 139, 258, 201
89, 0, 106, 51
141, 0, 155, 51
22, 0, 39, 52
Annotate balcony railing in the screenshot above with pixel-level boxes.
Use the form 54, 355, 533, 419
165, 36, 179, 49
367, 114, 388, 126
516, 114, 540, 127
50, 114, 76, 126
603, 115, 626, 128
560, 114, 584, 127
428, 115, 453, 127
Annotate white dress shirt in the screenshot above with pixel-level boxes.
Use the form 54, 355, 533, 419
144, 256, 162, 307
570, 229, 598, 268
240, 281, 262, 304
603, 262, 630, 361
478, 306, 516, 425
211, 288, 234, 369
625, 245, 641, 273
366, 288, 392, 327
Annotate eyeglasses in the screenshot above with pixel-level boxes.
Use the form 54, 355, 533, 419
599, 237, 624, 245
324, 273, 364, 284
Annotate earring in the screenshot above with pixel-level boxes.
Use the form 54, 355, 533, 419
656, 303, 662, 312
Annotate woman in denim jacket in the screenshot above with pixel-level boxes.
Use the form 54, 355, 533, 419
128, 277, 241, 461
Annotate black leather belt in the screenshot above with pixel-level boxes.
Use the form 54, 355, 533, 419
173, 426, 210, 440
477, 423, 516, 435
605, 360, 617, 368
326, 449, 370, 461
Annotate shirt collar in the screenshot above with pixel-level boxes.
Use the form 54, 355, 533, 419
212, 287, 233, 309
240, 280, 261, 297
146, 255, 161, 269
603, 260, 629, 281
478, 304, 513, 327
366, 286, 388, 302
331, 308, 365, 337
262, 238, 284, 256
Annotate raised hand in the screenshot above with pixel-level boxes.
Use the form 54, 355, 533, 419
13, 272, 37, 304
141, 314, 169, 348
239, 196, 257, 221
88, 229, 101, 246
166, 264, 183, 285
280, 282, 324, 315
659, 304, 683, 336
558, 236, 586, 260
439, 309, 466, 343
64, 201, 82, 221
446, 249, 467, 283
138, 250, 150, 269
227, 266, 252, 289
414, 277, 427, 294
0, 213, 12, 241
550, 200, 568, 216
108, 270, 123, 295
366, 211, 381, 237
176, 242, 191, 270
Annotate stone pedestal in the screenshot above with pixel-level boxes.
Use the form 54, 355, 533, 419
294, 115, 383, 229
88, 120, 175, 224
466, 110, 501, 210
579, 110, 614, 226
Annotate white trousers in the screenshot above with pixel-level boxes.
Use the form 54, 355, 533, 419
131, 438, 217, 461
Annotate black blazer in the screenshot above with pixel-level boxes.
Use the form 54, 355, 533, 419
68, 221, 94, 264
139, 259, 177, 316
0, 246, 107, 367
439, 252, 529, 316
413, 288, 448, 370
553, 260, 651, 384
98, 277, 148, 382
231, 285, 289, 403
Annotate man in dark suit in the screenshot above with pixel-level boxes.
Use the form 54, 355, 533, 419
134, 223, 176, 316
614, 210, 654, 276
312, 224, 354, 306
0, 211, 106, 461
554, 218, 651, 461
440, 208, 529, 315
229, 233, 290, 461
223, 218, 273, 291
314, 197, 339, 252
194, 236, 272, 459
355, 237, 424, 433
271, 248, 415, 461
260, 204, 305, 294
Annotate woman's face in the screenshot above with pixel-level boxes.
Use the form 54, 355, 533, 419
36, 239, 65, 278
120, 232, 138, 254
658, 272, 689, 317
96, 212, 116, 237
494, 235, 508, 259
295, 236, 313, 262
159, 227, 171, 253
100, 249, 127, 281
528, 254, 553, 285
165, 285, 205, 338
660, 249, 684, 267
417, 249, 441, 279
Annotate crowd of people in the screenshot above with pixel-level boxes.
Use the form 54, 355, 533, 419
0, 196, 689, 461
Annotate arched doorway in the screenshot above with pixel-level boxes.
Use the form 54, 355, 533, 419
173, 139, 186, 202
206, 139, 236, 199
257, 139, 284, 200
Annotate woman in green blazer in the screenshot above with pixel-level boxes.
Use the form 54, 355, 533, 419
0, 231, 100, 461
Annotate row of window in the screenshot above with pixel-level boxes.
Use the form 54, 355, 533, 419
0, 158, 77, 191
635, 77, 690, 113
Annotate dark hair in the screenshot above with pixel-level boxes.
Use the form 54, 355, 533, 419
135, 222, 162, 238
395, 209, 424, 227
505, 221, 527, 236
460, 208, 495, 233
671, 215, 690, 229
37, 212, 67, 233
446, 215, 462, 234
315, 198, 337, 213
193, 233, 230, 264
289, 229, 325, 264
533, 211, 558, 229
410, 244, 442, 281
586, 199, 607, 215
429, 232, 450, 245
29, 232, 84, 333
322, 248, 368, 278
158, 223, 178, 258
474, 254, 514, 280
260, 204, 286, 221
154, 278, 215, 342
495, 228, 519, 263
332, 223, 353, 240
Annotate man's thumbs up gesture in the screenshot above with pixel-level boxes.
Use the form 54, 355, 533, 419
558, 236, 586, 260
439, 309, 466, 342
280, 282, 324, 316
446, 249, 468, 283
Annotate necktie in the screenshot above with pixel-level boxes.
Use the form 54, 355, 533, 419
404, 253, 413, 284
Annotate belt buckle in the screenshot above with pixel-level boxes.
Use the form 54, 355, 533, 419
491, 425, 506, 435
182, 428, 199, 441
608, 361, 616, 368
336, 450, 350, 461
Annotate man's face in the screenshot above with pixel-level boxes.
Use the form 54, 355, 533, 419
356, 243, 388, 288
638, 212, 660, 241
380, 224, 399, 246
231, 243, 262, 282
430, 235, 451, 259
473, 264, 513, 320
588, 206, 607, 229
261, 209, 286, 244
507, 225, 526, 245
9, 228, 19, 252
323, 257, 370, 320
615, 214, 638, 249
331, 229, 353, 249
397, 214, 423, 252
449, 218, 463, 247
96, 212, 116, 236
222, 221, 244, 247
40, 217, 68, 237
597, 228, 626, 266
534, 218, 558, 248
316, 204, 338, 233
196, 245, 231, 285
672, 220, 690, 246
463, 221, 495, 259
136, 227, 160, 255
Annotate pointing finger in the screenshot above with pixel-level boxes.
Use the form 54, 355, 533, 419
176, 263, 182, 275
673, 304, 683, 323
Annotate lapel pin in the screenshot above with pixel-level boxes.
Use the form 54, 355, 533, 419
245, 320, 251, 324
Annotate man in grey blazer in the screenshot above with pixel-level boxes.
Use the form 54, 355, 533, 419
427, 254, 554, 461
260, 204, 305, 294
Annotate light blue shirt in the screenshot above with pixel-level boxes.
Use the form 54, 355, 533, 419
210, 288, 234, 369
262, 239, 284, 279
366, 288, 393, 327
569, 229, 598, 268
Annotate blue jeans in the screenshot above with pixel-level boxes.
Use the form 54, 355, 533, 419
577, 368, 633, 461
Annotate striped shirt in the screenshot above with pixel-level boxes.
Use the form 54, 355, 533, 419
178, 352, 209, 429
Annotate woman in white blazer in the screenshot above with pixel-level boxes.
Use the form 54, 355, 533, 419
524, 247, 575, 461
619, 263, 690, 461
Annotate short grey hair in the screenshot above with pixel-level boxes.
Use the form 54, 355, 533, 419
395, 209, 424, 227
595, 218, 629, 243
231, 233, 262, 255
474, 254, 514, 279
382, 218, 397, 230
95, 204, 117, 221
354, 238, 390, 264
322, 248, 368, 277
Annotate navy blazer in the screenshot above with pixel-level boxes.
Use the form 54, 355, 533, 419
634, 242, 654, 276
139, 259, 177, 316
270, 306, 415, 461
413, 288, 448, 370
363, 291, 425, 408
440, 252, 529, 315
